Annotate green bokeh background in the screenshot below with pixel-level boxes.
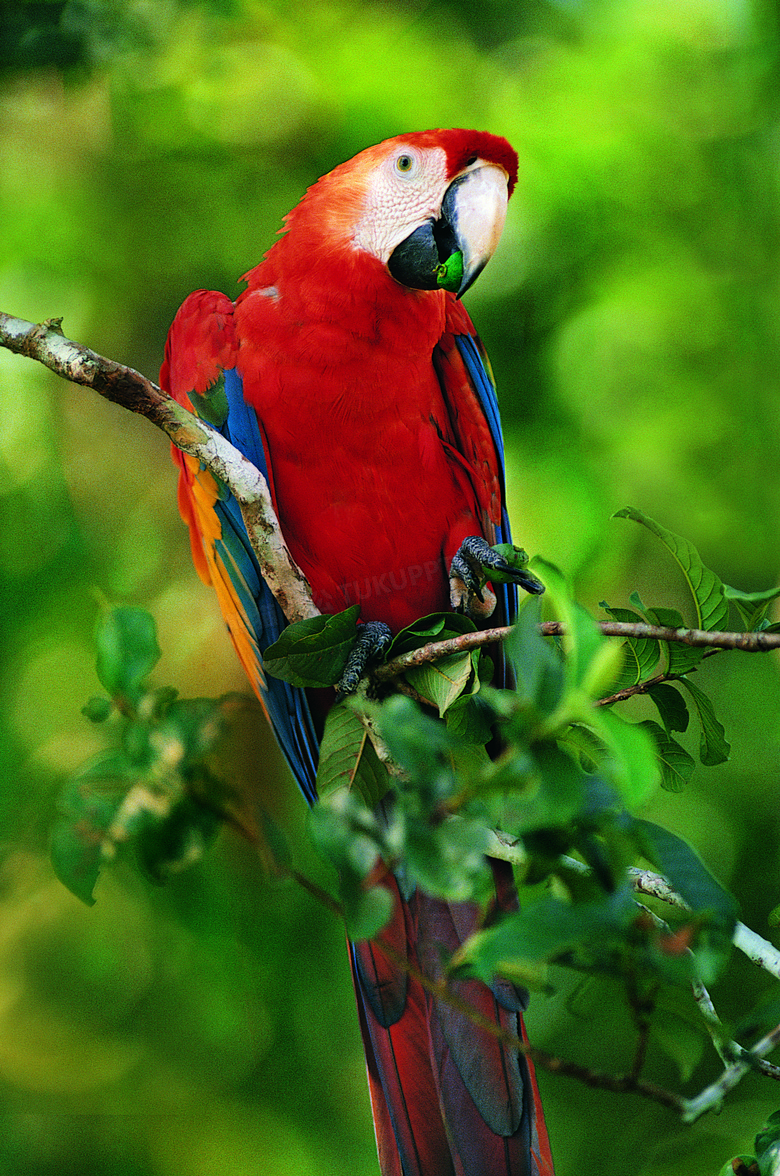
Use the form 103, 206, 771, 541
2, 0, 780, 1172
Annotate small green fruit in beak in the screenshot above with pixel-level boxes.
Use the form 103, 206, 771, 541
435, 250, 464, 293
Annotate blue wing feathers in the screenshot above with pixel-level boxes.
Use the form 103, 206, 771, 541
454, 334, 518, 630
215, 368, 320, 804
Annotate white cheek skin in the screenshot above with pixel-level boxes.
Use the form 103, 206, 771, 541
352, 147, 449, 262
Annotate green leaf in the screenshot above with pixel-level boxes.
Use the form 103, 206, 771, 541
95, 606, 161, 701
644, 606, 705, 674
587, 706, 660, 806
149, 685, 179, 718
161, 696, 225, 766
405, 815, 492, 901
651, 987, 707, 1082
532, 557, 605, 693
342, 883, 395, 942
600, 603, 660, 690
614, 507, 729, 632
387, 611, 477, 658
136, 795, 221, 883
678, 678, 730, 765
505, 596, 564, 717
557, 722, 605, 772
445, 693, 495, 746
647, 683, 689, 734
51, 758, 129, 904
459, 887, 637, 984
264, 606, 360, 687
755, 1111, 780, 1165
640, 719, 695, 793
406, 650, 473, 716
315, 701, 390, 807
734, 995, 780, 1043
306, 791, 394, 940
633, 819, 737, 921
494, 741, 588, 833
632, 818, 738, 979
724, 582, 780, 630
377, 694, 458, 798
50, 818, 104, 906
82, 695, 113, 723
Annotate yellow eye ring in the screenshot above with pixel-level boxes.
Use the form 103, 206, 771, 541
395, 153, 415, 175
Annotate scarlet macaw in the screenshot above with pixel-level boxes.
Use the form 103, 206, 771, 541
161, 128, 554, 1176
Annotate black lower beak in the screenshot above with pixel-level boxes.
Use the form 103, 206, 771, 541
387, 219, 455, 292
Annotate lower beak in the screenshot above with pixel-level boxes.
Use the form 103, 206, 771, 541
387, 163, 509, 298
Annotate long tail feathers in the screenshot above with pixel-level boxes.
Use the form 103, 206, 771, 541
351, 867, 555, 1176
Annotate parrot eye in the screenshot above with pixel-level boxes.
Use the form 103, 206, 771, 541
394, 153, 416, 176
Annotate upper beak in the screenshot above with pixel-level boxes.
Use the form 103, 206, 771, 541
387, 163, 509, 298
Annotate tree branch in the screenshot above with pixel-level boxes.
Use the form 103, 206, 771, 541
0, 312, 318, 625
374, 619, 780, 683
682, 1021, 780, 1122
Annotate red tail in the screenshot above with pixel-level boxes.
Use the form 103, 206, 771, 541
352, 864, 555, 1176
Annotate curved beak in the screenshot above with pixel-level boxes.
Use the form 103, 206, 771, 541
387, 163, 509, 298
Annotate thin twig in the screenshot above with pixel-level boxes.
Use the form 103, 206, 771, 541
566, 861, 780, 1083
386, 935, 683, 1110
682, 1021, 780, 1122
628, 868, 780, 981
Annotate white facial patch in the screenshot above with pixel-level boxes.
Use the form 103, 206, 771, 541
351, 145, 450, 263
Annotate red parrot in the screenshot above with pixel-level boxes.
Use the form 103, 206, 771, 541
161, 128, 554, 1176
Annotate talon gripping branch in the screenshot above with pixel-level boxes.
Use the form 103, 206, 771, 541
161, 128, 554, 1176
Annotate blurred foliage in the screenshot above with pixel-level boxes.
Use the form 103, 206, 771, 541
3, 0, 780, 1173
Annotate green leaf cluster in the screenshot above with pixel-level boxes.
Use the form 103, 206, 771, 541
601, 507, 770, 790
52, 607, 275, 904
58, 528, 748, 1116
300, 546, 740, 1014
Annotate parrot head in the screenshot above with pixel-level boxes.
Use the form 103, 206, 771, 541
271, 129, 518, 300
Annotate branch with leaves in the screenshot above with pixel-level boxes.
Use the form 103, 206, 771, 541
5, 310, 780, 1156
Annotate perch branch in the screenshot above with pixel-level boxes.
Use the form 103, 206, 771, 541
374, 620, 780, 686
0, 312, 318, 625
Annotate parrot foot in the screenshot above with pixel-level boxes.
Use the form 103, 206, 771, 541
336, 620, 393, 700
449, 535, 545, 618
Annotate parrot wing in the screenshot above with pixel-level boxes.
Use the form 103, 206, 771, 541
435, 298, 518, 635
161, 289, 319, 803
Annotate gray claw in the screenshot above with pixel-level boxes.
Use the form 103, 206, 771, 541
336, 621, 393, 699
449, 535, 544, 617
